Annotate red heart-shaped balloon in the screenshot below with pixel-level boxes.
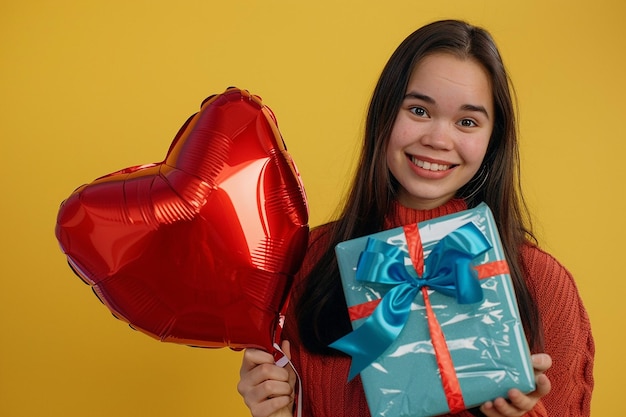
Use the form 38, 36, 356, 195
55, 87, 309, 351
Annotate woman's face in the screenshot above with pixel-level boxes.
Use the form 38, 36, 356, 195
386, 52, 494, 209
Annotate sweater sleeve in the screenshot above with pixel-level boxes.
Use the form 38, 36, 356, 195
521, 244, 595, 416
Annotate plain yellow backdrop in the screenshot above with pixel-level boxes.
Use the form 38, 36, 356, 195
1, 1, 623, 416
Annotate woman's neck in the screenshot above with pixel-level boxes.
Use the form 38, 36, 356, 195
384, 198, 467, 229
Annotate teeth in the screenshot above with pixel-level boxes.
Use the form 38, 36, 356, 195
411, 156, 450, 171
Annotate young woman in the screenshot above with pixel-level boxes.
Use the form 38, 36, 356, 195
237, 20, 594, 417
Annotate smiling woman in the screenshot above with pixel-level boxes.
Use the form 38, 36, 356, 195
237, 19, 594, 417
3, 0, 617, 416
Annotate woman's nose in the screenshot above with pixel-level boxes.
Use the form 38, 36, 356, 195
420, 122, 453, 150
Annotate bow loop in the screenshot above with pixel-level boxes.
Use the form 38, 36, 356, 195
356, 239, 419, 287
423, 222, 492, 304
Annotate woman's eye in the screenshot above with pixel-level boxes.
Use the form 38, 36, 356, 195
459, 119, 477, 127
409, 107, 428, 117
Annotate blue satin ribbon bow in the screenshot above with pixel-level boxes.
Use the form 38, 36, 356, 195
330, 222, 492, 380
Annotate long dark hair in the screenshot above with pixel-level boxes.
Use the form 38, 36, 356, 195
296, 20, 543, 354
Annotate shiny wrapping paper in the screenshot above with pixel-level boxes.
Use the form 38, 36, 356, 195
332, 203, 534, 417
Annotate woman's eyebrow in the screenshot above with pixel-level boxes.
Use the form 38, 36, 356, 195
404, 92, 434, 103
461, 104, 490, 119
405, 92, 490, 120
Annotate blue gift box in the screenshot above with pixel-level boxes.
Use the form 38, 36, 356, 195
331, 203, 535, 417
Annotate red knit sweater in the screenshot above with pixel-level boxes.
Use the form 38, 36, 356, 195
284, 199, 594, 417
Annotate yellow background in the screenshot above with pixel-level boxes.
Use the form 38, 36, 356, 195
1, 1, 623, 416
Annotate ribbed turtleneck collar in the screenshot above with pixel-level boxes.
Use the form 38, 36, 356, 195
383, 198, 468, 230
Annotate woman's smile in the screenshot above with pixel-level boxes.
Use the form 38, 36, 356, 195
408, 154, 456, 172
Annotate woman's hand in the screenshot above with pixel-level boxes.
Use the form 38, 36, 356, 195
237, 340, 296, 417
479, 353, 552, 417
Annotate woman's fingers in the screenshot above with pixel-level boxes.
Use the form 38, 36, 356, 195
238, 361, 291, 400
237, 342, 295, 417
240, 348, 275, 375
533, 373, 552, 398
252, 396, 293, 417
531, 353, 552, 374
479, 354, 553, 417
